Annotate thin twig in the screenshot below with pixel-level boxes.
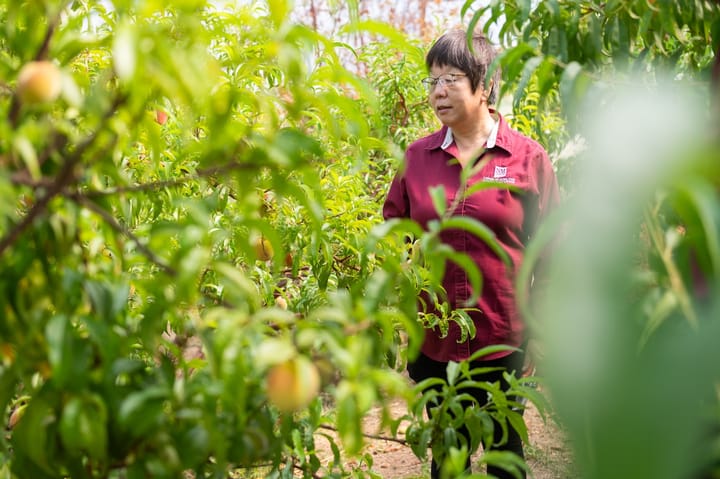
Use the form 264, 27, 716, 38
35, 4, 66, 62
292, 462, 322, 479
642, 207, 698, 329
393, 83, 409, 127
76, 196, 177, 277
63, 159, 259, 199
318, 424, 409, 446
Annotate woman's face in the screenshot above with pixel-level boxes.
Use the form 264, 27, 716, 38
427, 64, 488, 129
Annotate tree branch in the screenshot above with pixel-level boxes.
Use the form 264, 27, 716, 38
292, 462, 322, 479
0, 95, 126, 258
318, 424, 409, 446
76, 196, 177, 277
63, 158, 260, 199
35, 4, 65, 62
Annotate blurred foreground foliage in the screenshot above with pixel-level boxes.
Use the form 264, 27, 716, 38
473, 1, 720, 478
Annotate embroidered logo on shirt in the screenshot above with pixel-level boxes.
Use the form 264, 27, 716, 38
483, 165, 516, 184
493, 166, 507, 178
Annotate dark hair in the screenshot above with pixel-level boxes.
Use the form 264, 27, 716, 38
425, 29, 501, 104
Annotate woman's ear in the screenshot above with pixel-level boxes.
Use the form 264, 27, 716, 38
479, 79, 494, 102
484, 79, 496, 103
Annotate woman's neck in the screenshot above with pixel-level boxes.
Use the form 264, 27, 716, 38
452, 110, 496, 166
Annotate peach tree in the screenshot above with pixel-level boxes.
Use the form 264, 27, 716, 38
0, 1, 541, 478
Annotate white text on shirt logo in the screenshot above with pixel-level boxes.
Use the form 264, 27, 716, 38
493, 166, 507, 178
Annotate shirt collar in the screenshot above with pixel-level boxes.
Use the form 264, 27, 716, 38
440, 117, 500, 151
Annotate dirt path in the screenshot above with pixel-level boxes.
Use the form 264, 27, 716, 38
317, 396, 575, 478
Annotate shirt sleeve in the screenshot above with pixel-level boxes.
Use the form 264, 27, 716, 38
382, 167, 410, 220
536, 149, 561, 221
528, 148, 561, 304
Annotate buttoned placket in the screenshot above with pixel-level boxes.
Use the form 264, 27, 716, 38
440, 125, 499, 359
454, 181, 471, 357
449, 152, 480, 359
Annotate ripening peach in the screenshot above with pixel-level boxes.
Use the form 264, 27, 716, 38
274, 296, 288, 310
265, 356, 320, 412
155, 109, 168, 125
17, 61, 62, 104
254, 237, 274, 261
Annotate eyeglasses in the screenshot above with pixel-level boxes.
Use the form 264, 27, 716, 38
421, 73, 467, 91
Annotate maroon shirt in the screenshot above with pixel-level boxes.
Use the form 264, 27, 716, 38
383, 112, 560, 362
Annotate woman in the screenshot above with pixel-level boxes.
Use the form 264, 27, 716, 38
383, 29, 560, 478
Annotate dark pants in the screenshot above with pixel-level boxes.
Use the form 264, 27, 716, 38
408, 350, 527, 479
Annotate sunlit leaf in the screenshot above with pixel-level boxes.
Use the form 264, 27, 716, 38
112, 23, 136, 81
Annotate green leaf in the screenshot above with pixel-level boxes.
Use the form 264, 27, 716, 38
12, 135, 40, 180
452, 309, 478, 342
176, 425, 211, 469
335, 381, 362, 455
362, 268, 392, 313
497, 43, 538, 86
366, 218, 423, 253
467, 344, 518, 363
266, 0, 288, 26
518, 0, 533, 23
0, 368, 16, 431
677, 182, 720, 276
543, 0, 560, 18
439, 216, 509, 264
84, 279, 129, 320
460, 0, 481, 21
446, 361, 461, 386
640, 289, 678, 348
429, 185, 447, 217
507, 408, 530, 443
465, 8, 485, 44
112, 23, 136, 81
59, 393, 109, 461
535, 57, 557, 99
559, 61, 583, 115
11, 391, 55, 475
343, 20, 424, 62
478, 450, 530, 477
214, 261, 261, 309
269, 128, 323, 167
45, 315, 91, 391
254, 337, 296, 370
437, 249, 483, 306
514, 56, 543, 108
118, 387, 168, 438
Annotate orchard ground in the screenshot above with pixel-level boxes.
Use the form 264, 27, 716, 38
315, 392, 577, 478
